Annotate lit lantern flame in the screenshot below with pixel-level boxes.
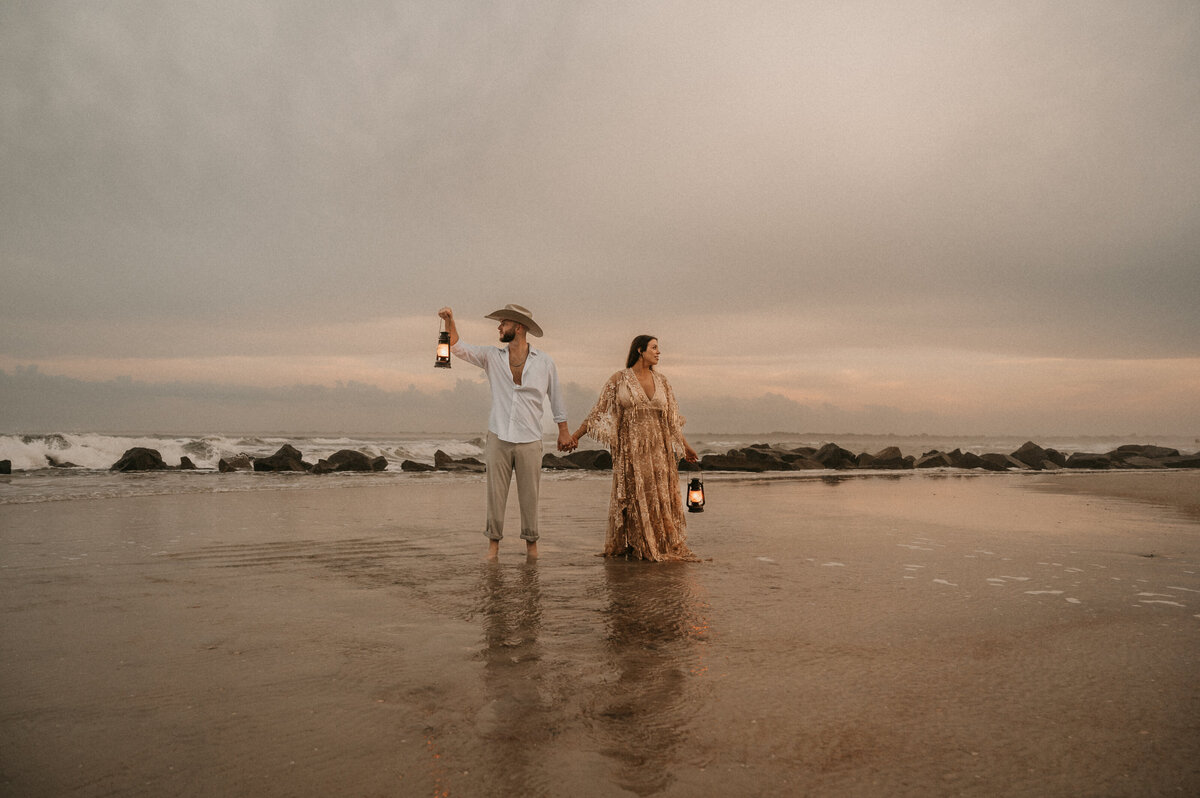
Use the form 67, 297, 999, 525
686, 476, 705, 512
435, 322, 451, 369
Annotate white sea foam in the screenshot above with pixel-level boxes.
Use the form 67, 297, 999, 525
1140, 600, 1185, 607
1025, 590, 1064, 595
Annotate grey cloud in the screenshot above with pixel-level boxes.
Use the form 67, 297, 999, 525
2, 0, 1198, 366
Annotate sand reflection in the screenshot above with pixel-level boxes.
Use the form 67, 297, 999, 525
475, 562, 550, 797
588, 561, 710, 796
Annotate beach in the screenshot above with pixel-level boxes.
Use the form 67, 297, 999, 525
1, 470, 1198, 797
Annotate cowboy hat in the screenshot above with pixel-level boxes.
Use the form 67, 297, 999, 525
484, 303, 543, 337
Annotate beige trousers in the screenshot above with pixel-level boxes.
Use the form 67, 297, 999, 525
484, 433, 543, 542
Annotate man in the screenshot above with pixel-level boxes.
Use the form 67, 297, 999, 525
437, 304, 574, 559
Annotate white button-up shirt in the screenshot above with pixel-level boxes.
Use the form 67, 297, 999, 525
451, 341, 568, 444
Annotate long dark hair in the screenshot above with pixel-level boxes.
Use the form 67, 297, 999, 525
626, 335, 656, 369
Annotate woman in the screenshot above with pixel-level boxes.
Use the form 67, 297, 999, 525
571, 336, 700, 562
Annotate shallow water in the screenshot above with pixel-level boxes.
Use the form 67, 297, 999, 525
1, 472, 1198, 796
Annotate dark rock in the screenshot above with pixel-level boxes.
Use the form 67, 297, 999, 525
784, 455, 826, 470
1012, 441, 1054, 470
947, 450, 985, 470
678, 457, 701, 471
739, 449, 794, 470
1119, 456, 1167, 469
1044, 448, 1068, 467
701, 450, 798, 471
0, 460, 10, 474
740, 447, 781, 461
565, 449, 613, 470
1108, 444, 1180, 461
778, 451, 819, 465
434, 450, 486, 472
700, 454, 767, 472
315, 449, 388, 473
253, 444, 311, 472
541, 453, 581, 469
179, 456, 197, 470
1064, 452, 1113, 469
961, 452, 1007, 471
915, 451, 954, 468
47, 456, 80, 468
400, 459, 437, 472
1006, 442, 1069, 470
866, 446, 911, 469
219, 454, 254, 472
111, 447, 169, 472
1160, 453, 1200, 468
813, 443, 857, 469
979, 453, 1031, 471
730, 447, 796, 469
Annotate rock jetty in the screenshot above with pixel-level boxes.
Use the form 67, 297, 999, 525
673, 441, 1200, 473
83, 440, 1200, 475
109, 444, 388, 474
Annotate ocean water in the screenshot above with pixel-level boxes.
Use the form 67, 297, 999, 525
2, 469, 1198, 795
1, 430, 1196, 505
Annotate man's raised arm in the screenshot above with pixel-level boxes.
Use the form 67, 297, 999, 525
437, 307, 460, 346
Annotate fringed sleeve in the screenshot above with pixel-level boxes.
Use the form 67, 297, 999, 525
582, 371, 622, 449
661, 373, 687, 454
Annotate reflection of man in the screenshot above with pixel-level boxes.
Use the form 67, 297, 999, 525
437, 304, 574, 559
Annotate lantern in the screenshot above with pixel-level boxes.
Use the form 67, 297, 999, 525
435, 321, 452, 369
686, 476, 705, 512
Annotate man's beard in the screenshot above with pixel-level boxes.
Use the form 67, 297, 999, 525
499, 330, 515, 343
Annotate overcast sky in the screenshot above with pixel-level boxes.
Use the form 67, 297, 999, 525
2, 1, 1198, 436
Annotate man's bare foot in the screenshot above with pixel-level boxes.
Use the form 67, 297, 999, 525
486, 540, 499, 560
525, 541, 538, 559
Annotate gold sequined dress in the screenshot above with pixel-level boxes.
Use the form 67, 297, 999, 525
582, 368, 698, 562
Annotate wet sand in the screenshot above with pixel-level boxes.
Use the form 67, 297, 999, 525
1, 471, 1198, 797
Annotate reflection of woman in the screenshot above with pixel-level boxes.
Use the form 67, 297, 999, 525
571, 336, 700, 562
589, 560, 709, 793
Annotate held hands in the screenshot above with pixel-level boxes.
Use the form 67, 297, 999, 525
557, 429, 577, 453
683, 444, 699, 463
